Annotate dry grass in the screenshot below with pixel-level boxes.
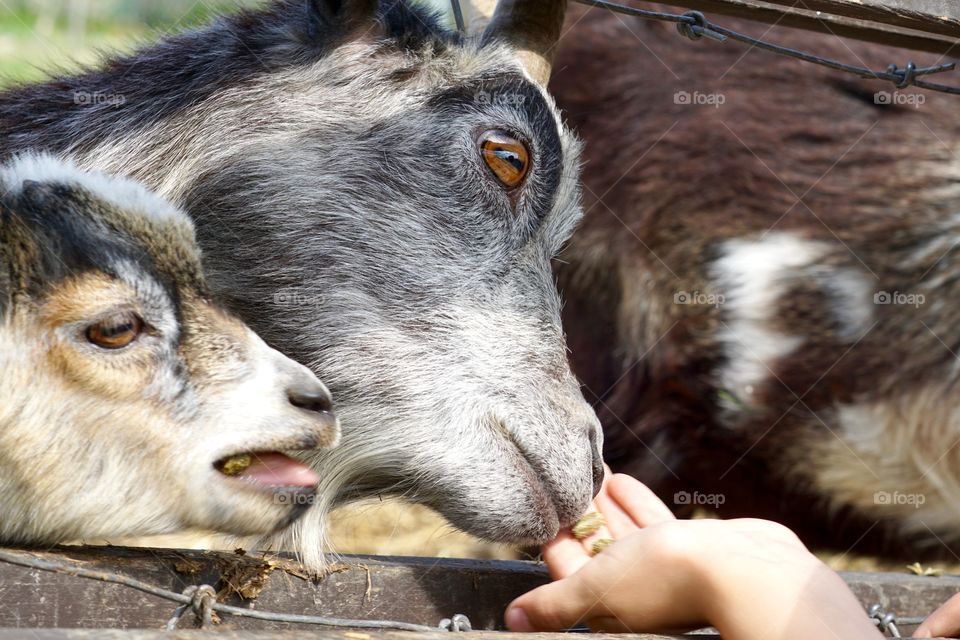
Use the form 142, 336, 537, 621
328, 503, 960, 578
101, 502, 960, 578
95, 500, 521, 561
327, 500, 521, 560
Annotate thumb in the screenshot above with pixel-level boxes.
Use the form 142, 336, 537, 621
505, 577, 598, 632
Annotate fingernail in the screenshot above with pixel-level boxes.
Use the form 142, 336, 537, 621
505, 607, 533, 632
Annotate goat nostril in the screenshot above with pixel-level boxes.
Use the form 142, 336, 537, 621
288, 385, 333, 415
590, 437, 604, 498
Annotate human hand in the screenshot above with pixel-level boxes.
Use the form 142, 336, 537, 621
506, 472, 883, 640
915, 591, 960, 638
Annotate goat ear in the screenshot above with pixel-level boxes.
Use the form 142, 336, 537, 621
306, 0, 379, 40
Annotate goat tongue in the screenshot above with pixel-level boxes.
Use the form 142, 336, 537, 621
240, 453, 319, 488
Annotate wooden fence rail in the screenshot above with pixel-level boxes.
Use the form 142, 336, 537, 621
604, 0, 960, 55
0, 547, 958, 637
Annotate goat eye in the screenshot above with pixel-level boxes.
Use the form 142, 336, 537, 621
479, 130, 530, 189
86, 313, 144, 350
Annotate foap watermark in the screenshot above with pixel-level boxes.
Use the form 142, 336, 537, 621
674, 491, 726, 508
74, 91, 127, 107
874, 91, 926, 108
874, 291, 925, 308
674, 90, 726, 108
874, 491, 926, 509
274, 492, 317, 507
475, 90, 526, 107
674, 290, 725, 307
273, 288, 326, 308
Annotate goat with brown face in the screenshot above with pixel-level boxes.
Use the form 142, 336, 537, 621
0, 0, 603, 566
551, 4, 960, 558
0, 155, 339, 544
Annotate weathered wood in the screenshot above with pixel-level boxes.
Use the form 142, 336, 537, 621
750, 0, 960, 38
1, 633, 957, 640
0, 633, 696, 640
0, 547, 954, 636
629, 0, 960, 56
0, 548, 550, 632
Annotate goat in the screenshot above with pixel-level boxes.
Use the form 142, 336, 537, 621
0, 0, 603, 566
551, 4, 960, 558
0, 154, 339, 545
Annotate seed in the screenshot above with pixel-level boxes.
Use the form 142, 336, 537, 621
572, 512, 606, 539
220, 454, 253, 476
591, 538, 614, 555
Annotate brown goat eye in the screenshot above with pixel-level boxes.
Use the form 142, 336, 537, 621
86, 314, 144, 350
479, 130, 530, 189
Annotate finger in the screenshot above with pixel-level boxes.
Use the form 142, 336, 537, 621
506, 577, 598, 632
608, 473, 676, 527
915, 592, 960, 638
593, 487, 643, 538
574, 468, 633, 546
542, 529, 592, 579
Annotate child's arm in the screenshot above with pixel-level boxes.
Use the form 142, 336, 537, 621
506, 473, 883, 640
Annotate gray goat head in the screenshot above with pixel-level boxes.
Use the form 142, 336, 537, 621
0, 0, 602, 566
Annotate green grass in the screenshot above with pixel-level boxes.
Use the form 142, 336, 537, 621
0, 25, 145, 87
0, 2, 262, 88
0, 0, 453, 88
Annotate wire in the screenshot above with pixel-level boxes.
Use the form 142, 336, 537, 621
0, 549, 467, 632
570, 0, 960, 95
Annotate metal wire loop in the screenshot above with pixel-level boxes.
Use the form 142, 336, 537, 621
0, 549, 470, 633
676, 11, 727, 43
165, 585, 217, 630
868, 604, 902, 638
572, 0, 960, 95
439, 614, 474, 632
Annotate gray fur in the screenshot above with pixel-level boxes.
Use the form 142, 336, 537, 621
0, 0, 601, 565
0, 154, 340, 545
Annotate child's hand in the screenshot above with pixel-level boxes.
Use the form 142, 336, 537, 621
507, 472, 883, 640
916, 592, 960, 637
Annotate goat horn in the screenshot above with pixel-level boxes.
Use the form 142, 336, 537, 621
481, 0, 568, 87
467, 0, 497, 32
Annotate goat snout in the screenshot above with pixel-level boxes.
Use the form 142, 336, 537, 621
288, 380, 334, 416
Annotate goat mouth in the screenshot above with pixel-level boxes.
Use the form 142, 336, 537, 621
214, 451, 320, 494
489, 418, 563, 532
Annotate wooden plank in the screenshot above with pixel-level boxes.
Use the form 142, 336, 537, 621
751, 0, 960, 38
17, 632, 936, 640
0, 633, 693, 640
0, 548, 552, 631
620, 0, 960, 56
0, 631, 950, 640
0, 547, 954, 634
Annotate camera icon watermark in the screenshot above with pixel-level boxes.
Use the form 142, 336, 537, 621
874, 291, 925, 308
273, 288, 325, 308
274, 492, 317, 507
874, 91, 925, 108
873, 490, 925, 509
674, 290, 725, 307
74, 91, 127, 107
674, 491, 726, 507
674, 90, 726, 108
